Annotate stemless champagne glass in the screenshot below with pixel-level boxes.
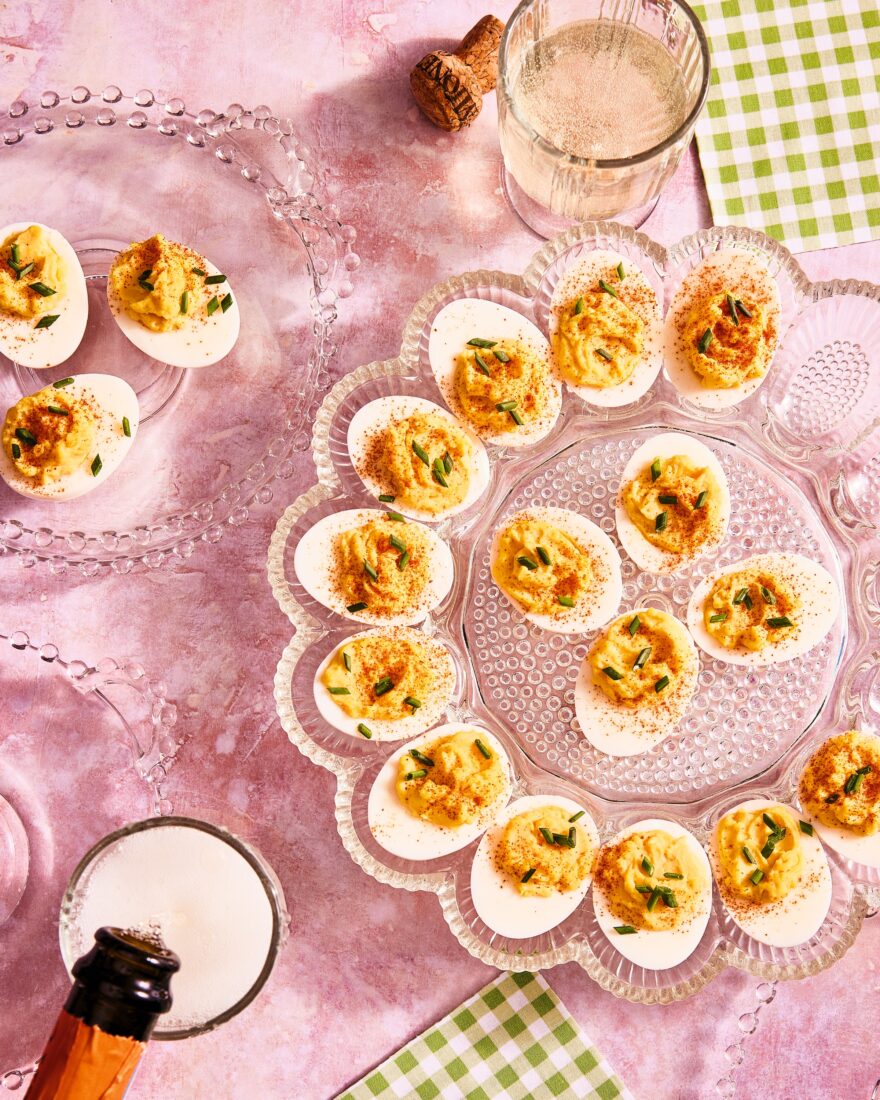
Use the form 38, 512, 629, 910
498, 0, 711, 235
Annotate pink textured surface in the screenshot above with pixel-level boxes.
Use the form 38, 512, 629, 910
2, 2, 879, 1098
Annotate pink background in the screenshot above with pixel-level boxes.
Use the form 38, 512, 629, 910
2, 2, 879, 1098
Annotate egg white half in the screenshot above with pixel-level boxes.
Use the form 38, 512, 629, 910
471, 794, 599, 939
615, 433, 731, 574
294, 508, 455, 627
0, 222, 88, 370
798, 739, 880, 870
686, 552, 840, 667
427, 298, 561, 447
491, 506, 622, 634
547, 249, 663, 407
367, 724, 512, 861
0, 374, 138, 501
347, 395, 491, 522
107, 252, 240, 369
709, 798, 832, 948
593, 818, 712, 971
312, 627, 457, 742
663, 249, 781, 409
574, 610, 699, 757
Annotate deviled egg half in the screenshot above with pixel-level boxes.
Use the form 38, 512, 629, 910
799, 730, 880, 869
687, 552, 840, 667
0, 374, 138, 500
0, 222, 88, 369
471, 795, 599, 939
293, 508, 454, 627
107, 233, 239, 368
548, 249, 662, 407
348, 395, 490, 522
664, 249, 781, 409
615, 433, 730, 574
490, 506, 622, 634
368, 724, 512, 861
575, 609, 699, 757
709, 799, 832, 948
312, 627, 456, 742
428, 299, 561, 447
592, 819, 712, 970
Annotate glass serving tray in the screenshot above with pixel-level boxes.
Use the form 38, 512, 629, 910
0, 628, 178, 1089
0, 87, 358, 575
269, 222, 880, 1003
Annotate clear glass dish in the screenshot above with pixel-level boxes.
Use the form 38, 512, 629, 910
269, 221, 880, 1003
0, 86, 358, 575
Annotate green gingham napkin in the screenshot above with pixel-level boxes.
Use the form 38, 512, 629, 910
336, 972, 631, 1100
692, 1, 880, 251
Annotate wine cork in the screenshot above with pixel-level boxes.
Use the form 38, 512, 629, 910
410, 15, 506, 132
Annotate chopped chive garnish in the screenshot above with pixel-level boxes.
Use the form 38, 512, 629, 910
29, 281, 56, 297
595, 347, 614, 361
467, 337, 496, 349
9, 244, 19, 265
11, 443, 20, 460
138, 278, 154, 292
363, 559, 379, 582
205, 273, 227, 285
378, 493, 395, 503
742, 846, 756, 864
432, 457, 449, 488
709, 612, 729, 623
664, 872, 684, 880
410, 748, 434, 766
327, 686, 351, 695
694, 490, 708, 509
641, 857, 654, 876
539, 827, 555, 845
698, 328, 714, 354
34, 314, 59, 329
404, 696, 422, 711
405, 769, 427, 781
726, 293, 739, 326
509, 408, 523, 426
825, 793, 840, 805
844, 768, 870, 795
474, 738, 491, 760
521, 868, 537, 884
615, 925, 637, 935
397, 550, 410, 571
750, 869, 765, 885
180, 290, 189, 314
557, 595, 575, 607
15, 427, 37, 446
191, 266, 207, 277
602, 666, 623, 681
798, 820, 814, 835
762, 812, 779, 832
733, 587, 751, 606
387, 511, 405, 521
389, 533, 407, 553
661, 889, 678, 909
735, 299, 752, 319
658, 494, 678, 505
551, 832, 570, 847
573, 297, 585, 315
628, 615, 640, 636
90, 454, 102, 477
616, 261, 626, 279
633, 646, 652, 670
53, 377, 74, 388
568, 810, 585, 823
517, 554, 539, 571
206, 296, 220, 316
654, 675, 670, 693
599, 279, 618, 298
373, 677, 394, 696
411, 439, 431, 466
122, 416, 131, 437
495, 399, 518, 412
650, 458, 661, 481
493, 348, 510, 363
568, 827, 577, 847
635, 884, 653, 895
357, 723, 372, 739
766, 616, 793, 628
760, 586, 776, 604
346, 601, 368, 613
536, 545, 551, 566
16, 262, 35, 279
655, 511, 668, 532
47, 405, 68, 416
473, 351, 491, 375
342, 650, 352, 672
760, 838, 777, 860
645, 887, 662, 911
858, 765, 873, 775
220, 293, 233, 313
443, 452, 454, 475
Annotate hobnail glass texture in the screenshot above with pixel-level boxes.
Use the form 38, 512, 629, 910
269, 221, 880, 1003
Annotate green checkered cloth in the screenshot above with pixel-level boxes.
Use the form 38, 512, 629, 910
335, 972, 631, 1100
692, 1, 880, 251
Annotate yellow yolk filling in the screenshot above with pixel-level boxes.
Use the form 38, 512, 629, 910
715, 804, 803, 905
495, 806, 594, 897
491, 516, 592, 616
109, 233, 209, 332
0, 225, 67, 319
321, 633, 440, 722
2, 386, 96, 485
621, 453, 723, 556
453, 337, 550, 435
396, 730, 506, 828
594, 829, 706, 931
683, 292, 773, 389
365, 411, 472, 515
590, 609, 687, 709
332, 518, 431, 619
553, 290, 644, 388
800, 731, 880, 836
704, 567, 798, 652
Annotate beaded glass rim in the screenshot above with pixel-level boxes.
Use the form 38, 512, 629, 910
268, 220, 880, 1001
0, 86, 358, 575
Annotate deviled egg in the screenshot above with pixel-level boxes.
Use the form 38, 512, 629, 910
615, 433, 730, 574
664, 249, 780, 409
709, 799, 832, 948
471, 795, 598, 939
347, 395, 490, 521
548, 250, 662, 407
687, 552, 840, 667
799, 731, 880, 869
293, 508, 454, 627
575, 609, 699, 756
313, 627, 456, 742
0, 222, 88, 369
428, 299, 561, 447
490, 506, 622, 633
592, 819, 712, 970
107, 233, 239, 368
367, 724, 512, 860
0, 374, 138, 500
